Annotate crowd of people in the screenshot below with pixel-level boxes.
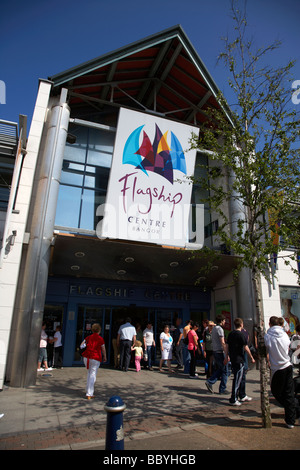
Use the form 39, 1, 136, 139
37, 313, 300, 426
111, 315, 255, 384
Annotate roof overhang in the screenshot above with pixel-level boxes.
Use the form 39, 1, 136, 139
49, 233, 239, 288
49, 25, 233, 128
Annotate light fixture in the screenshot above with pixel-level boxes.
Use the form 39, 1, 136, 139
125, 257, 134, 263
75, 252, 85, 258
160, 273, 168, 279
67, 133, 77, 144
10, 230, 17, 246
170, 261, 179, 268
71, 265, 80, 270
211, 265, 219, 271
117, 269, 126, 275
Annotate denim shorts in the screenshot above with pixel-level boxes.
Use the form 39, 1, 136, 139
38, 347, 47, 363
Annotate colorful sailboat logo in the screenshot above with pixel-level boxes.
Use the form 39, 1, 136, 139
122, 124, 187, 184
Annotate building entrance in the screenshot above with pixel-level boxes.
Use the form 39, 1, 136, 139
43, 304, 65, 367
44, 277, 212, 367
71, 304, 183, 366
73, 305, 111, 362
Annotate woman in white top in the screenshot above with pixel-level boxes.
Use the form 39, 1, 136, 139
159, 324, 174, 373
53, 325, 63, 369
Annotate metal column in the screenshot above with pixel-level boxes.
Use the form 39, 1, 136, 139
228, 168, 255, 335
9, 90, 70, 387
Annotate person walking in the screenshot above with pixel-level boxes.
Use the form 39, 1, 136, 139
203, 321, 215, 378
205, 314, 229, 394
159, 324, 174, 373
143, 322, 155, 370
264, 316, 300, 428
182, 320, 191, 374
173, 317, 183, 370
188, 321, 200, 378
131, 340, 143, 372
227, 318, 255, 406
81, 323, 106, 399
117, 317, 136, 371
37, 322, 52, 371
53, 325, 63, 369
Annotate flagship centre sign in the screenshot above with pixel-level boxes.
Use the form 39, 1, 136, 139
100, 108, 198, 247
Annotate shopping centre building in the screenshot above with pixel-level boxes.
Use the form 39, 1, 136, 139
1, 26, 299, 388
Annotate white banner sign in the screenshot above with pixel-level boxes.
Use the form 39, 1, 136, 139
100, 108, 198, 247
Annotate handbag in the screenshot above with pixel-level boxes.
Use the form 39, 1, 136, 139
80, 340, 87, 356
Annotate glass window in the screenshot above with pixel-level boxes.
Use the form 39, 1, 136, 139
55, 185, 82, 228
63, 126, 88, 163
60, 161, 84, 186
80, 189, 106, 229
87, 128, 114, 167
190, 153, 211, 242
55, 124, 115, 232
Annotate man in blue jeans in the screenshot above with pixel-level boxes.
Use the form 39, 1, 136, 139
227, 317, 255, 405
143, 322, 155, 370
205, 314, 229, 394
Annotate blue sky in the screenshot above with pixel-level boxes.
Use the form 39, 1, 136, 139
1, 0, 299, 129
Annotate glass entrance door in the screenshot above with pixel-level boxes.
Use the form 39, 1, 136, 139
74, 305, 110, 362
149, 309, 182, 361
43, 304, 65, 367
73, 305, 183, 365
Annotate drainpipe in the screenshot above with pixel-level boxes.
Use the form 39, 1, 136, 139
9, 89, 70, 387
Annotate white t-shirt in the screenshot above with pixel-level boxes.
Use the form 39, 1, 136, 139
160, 332, 173, 349
40, 330, 47, 348
118, 322, 136, 341
143, 327, 154, 346
54, 331, 62, 348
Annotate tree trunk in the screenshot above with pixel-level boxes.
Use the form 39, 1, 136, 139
257, 328, 272, 428
253, 271, 272, 428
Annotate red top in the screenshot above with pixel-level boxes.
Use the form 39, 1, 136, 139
82, 333, 105, 362
188, 330, 198, 351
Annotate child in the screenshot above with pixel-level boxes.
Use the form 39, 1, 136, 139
131, 340, 143, 372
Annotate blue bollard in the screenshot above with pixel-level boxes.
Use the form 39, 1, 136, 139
104, 395, 126, 450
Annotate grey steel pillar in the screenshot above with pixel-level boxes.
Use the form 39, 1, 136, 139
228, 169, 255, 337
9, 89, 70, 387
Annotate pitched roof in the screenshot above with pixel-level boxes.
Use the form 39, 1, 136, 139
49, 25, 232, 127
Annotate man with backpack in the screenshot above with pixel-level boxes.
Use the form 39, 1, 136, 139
264, 316, 300, 428
205, 314, 229, 394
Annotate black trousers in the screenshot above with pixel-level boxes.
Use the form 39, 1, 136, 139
173, 343, 183, 367
189, 349, 197, 376
54, 346, 63, 368
119, 340, 132, 371
271, 365, 299, 425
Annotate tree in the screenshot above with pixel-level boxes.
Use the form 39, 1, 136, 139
190, 0, 300, 428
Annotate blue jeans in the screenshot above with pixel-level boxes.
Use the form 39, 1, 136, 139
206, 352, 228, 393
230, 362, 246, 403
146, 345, 154, 368
182, 343, 191, 374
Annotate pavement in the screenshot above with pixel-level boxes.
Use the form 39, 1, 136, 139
0, 363, 299, 453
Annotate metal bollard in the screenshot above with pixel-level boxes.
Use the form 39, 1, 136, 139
104, 395, 126, 450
